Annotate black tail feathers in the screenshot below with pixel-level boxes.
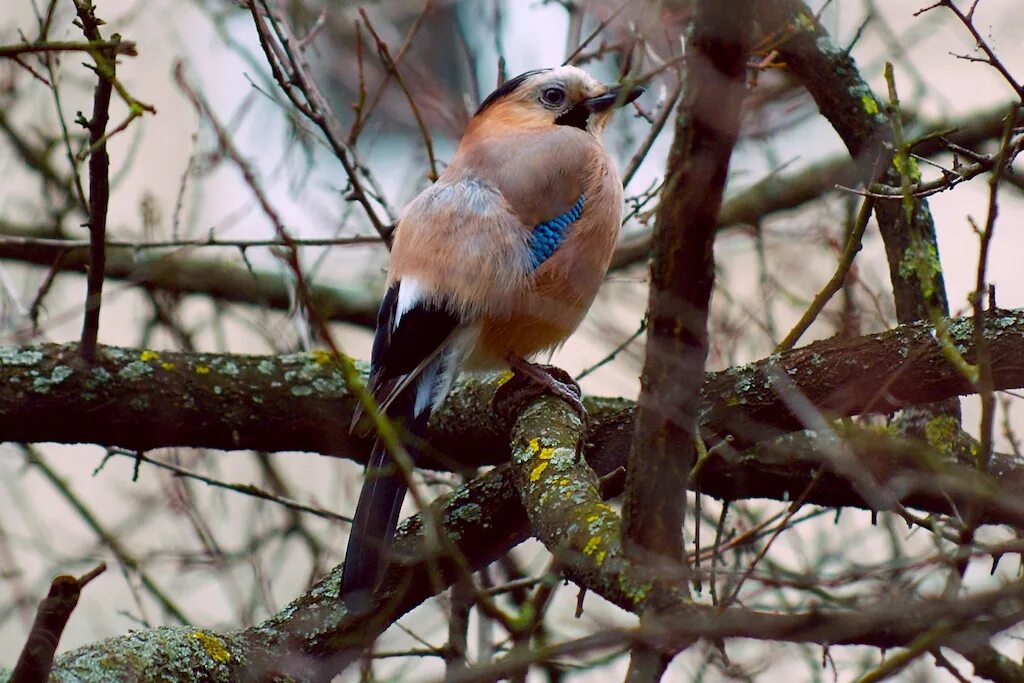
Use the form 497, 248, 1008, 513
340, 393, 430, 610
339, 438, 409, 611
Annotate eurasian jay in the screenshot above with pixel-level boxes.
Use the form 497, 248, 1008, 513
341, 66, 643, 605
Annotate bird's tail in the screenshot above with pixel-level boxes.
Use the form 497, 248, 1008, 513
339, 435, 410, 610
340, 339, 464, 609
341, 379, 434, 610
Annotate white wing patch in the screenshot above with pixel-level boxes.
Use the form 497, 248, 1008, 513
394, 278, 422, 327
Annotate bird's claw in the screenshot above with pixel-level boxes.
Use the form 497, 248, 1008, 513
492, 358, 589, 427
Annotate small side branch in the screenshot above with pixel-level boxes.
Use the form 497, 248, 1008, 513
10, 563, 106, 683
71, 1, 115, 363
0, 39, 137, 59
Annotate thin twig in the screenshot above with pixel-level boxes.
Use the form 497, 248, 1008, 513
358, 7, 439, 181
916, 0, 1024, 103
622, 78, 683, 187
0, 39, 137, 59
101, 448, 351, 523
775, 189, 875, 352
562, 0, 633, 66
348, 1, 434, 143
0, 234, 381, 250
21, 446, 189, 625
971, 107, 1016, 473
248, 1, 392, 239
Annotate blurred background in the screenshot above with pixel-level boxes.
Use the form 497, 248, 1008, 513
1, 0, 1023, 680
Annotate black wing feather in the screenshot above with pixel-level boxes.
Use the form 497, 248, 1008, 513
371, 282, 461, 382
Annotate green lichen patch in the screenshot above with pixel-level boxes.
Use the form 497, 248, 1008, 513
312, 374, 346, 395
0, 347, 43, 366
49, 626, 233, 682
451, 502, 482, 525
214, 359, 240, 377
861, 93, 880, 116
31, 365, 73, 394
925, 414, 976, 462
87, 366, 112, 387
309, 570, 343, 600
119, 360, 154, 382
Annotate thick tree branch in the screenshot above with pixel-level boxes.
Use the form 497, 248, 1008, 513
757, 0, 960, 429
1, 307, 1023, 479
507, 391, 655, 615
623, 0, 752, 593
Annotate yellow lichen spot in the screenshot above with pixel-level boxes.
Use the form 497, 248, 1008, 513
583, 535, 607, 564
195, 365, 211, 375
619, 574, 652, 604
891, 154, 921, 179
528, 438, 555, 459
586, 505, 614, 524
310, 349, 333, 365
861, 94, 879, 116
160, 362, 175, 371
557, 478, 570, 486
792, 12, 815, 31
140, 350, 160, 362
496, 370, 515, 386
190, 630, 231, 664
530, 462, 549, 482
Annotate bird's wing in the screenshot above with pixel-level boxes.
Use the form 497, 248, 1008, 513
388, 177, 535, 320
341, 280, 469, 606
350, 279, 463, 432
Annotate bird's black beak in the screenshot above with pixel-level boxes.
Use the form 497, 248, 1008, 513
583, 83, 645, 113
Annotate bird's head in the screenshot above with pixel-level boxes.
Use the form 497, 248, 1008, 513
472, 66, 644, 135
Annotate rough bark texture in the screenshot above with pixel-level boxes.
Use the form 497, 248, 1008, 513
1, 307, 1023, 479
6, 387, 1024, 682
622, 0, 753, 583
755, 0, 961, 429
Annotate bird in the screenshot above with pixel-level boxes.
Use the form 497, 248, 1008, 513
340, 66, 643, 608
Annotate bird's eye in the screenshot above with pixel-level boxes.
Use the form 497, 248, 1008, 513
540, 87, 565, 107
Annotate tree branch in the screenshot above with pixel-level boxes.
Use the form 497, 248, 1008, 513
0, 220, 379, 329
623, 0, 752, 602
9, 424, 1024, 681
1, 309, 1023, 552
10, 563, 106, 683
72, 0, 115, 363
756, 0, 960, 429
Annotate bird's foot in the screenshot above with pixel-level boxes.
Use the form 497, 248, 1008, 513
492, 355, 588, 426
